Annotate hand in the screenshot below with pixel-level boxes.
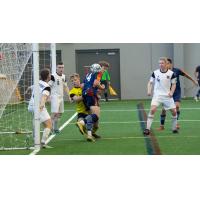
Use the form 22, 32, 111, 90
147, 91, 151, 96
194, 80, 198, 86
39, 105, 44, 111
168, 91, 173, 97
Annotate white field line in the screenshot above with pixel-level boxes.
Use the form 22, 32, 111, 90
54, 135, 200, 142
30, 112, 77, 155
64, 107, 200, 112
66, 119, 200, 125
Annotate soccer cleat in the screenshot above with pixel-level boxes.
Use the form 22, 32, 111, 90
87, 135, 95, 142
53, 129, 60, 134
172, 129, 179, 134
143, 129, 150, 135
92, 133, 101, 139
156, 125, 165, 131
76, 122, 87, 137
41, 143, 53, 149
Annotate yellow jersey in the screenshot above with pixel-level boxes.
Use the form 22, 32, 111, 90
69, 87, 88, 114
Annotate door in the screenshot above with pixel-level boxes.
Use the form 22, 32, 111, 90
76, 49, 120, 99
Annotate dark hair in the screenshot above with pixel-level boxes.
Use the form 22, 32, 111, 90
167, 58, 172, 64
98, 60, 110, 68
57, 61, 64, 65
40, 68, 50, 81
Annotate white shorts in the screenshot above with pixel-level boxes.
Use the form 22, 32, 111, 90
51, 95, 64, 113
151, 95, 176, 110
28, 106, 50, 123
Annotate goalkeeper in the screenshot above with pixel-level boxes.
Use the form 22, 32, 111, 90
99, 61, 111, 102
69, 73, 101, 140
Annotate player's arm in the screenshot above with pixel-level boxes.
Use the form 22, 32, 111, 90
180, 69, 198, 86
147, 72, 155, 96
93, 72, 105, 90
25, 85, 33, 94
48, 75, 55, 87
169, 74, 176, 97
39, 87, 50, 111
63, 81, 72, 102
70, 93, 83, 103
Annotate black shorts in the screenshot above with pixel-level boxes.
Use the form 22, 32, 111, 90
77, 113, 88, 120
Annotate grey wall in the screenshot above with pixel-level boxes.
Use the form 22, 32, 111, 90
56, 43, 198, 100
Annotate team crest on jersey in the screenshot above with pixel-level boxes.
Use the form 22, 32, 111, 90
166, 75, 170, 79
156, 76, 160, 82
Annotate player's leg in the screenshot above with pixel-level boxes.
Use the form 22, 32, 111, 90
175, 101, 181, 129
170, 108, 178, 133
40, 109, 52, 147
76, 113, 87, 136
85, 105, 100, 142
51, 96, 60, 133
92, 121, 101, 139
104, 81, 108, 102
144, 105, 157, 135
157, 108, 166, 131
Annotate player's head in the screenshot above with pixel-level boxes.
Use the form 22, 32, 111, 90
40, 68, 51, 82
159, 57, 168, 71
166, 58, 173, 70
90, 63, 102, 73
98, 60, 110, 70
56, 61, 64, 75
70, 73, 80, 87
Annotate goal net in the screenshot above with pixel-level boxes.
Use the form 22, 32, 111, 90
0, 43, 57, 151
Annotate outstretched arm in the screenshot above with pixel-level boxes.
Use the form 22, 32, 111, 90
147, 81, 153, 96
181, 69, 198, 86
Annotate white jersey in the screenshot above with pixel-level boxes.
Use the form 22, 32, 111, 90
28, 80, 51, 111
150, 69, 176, 97
49, 73, 67, 97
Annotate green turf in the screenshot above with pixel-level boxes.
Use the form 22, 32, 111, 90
1, 99, 200, 155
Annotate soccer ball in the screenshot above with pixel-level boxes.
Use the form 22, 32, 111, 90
90, 63, 102, 73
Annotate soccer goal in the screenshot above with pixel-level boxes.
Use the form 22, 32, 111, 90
0, 43, 57, 151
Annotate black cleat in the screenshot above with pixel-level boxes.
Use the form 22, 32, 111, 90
92, 133, 101, 139
172, 129, 179, 134
143, 129, 150, 135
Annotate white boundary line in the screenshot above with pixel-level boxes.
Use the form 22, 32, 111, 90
30, 112, 77, 155
53, 135, 200, 142
64, 107, 200, 112
66, 119, 200, 125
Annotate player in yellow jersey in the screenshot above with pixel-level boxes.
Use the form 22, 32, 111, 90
69, 73, 100, 140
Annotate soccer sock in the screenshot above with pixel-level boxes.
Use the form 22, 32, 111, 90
53, 118, 58, 130
104, 92, 108, 100
160, 114, 166, 126
84, 114, 99, 131
87, 130, 92, 137
41, 128, 51, 144
172, 115, 177, 130
177, 111, 180, 120
146, 114, 154, 130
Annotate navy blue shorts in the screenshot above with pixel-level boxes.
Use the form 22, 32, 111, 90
82, 95, 99, 110
173, 91, 181, 102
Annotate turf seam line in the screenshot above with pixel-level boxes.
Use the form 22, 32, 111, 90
137, 103, 162, 155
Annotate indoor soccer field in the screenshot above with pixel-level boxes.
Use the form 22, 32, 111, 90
1, 99, 200, 155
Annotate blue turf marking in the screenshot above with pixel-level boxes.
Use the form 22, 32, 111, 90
137, 103, 155, 155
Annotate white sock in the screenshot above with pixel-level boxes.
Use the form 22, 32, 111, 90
87, 130, 92, 137
172, 115, 177, 130
146, 114, 154, 130
79, 119, 85, 125
41, 128, 51, 144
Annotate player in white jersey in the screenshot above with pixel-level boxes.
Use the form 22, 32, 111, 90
28, 68, 52, 148
48, 62, 71, 134
144, 57, 178, 135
